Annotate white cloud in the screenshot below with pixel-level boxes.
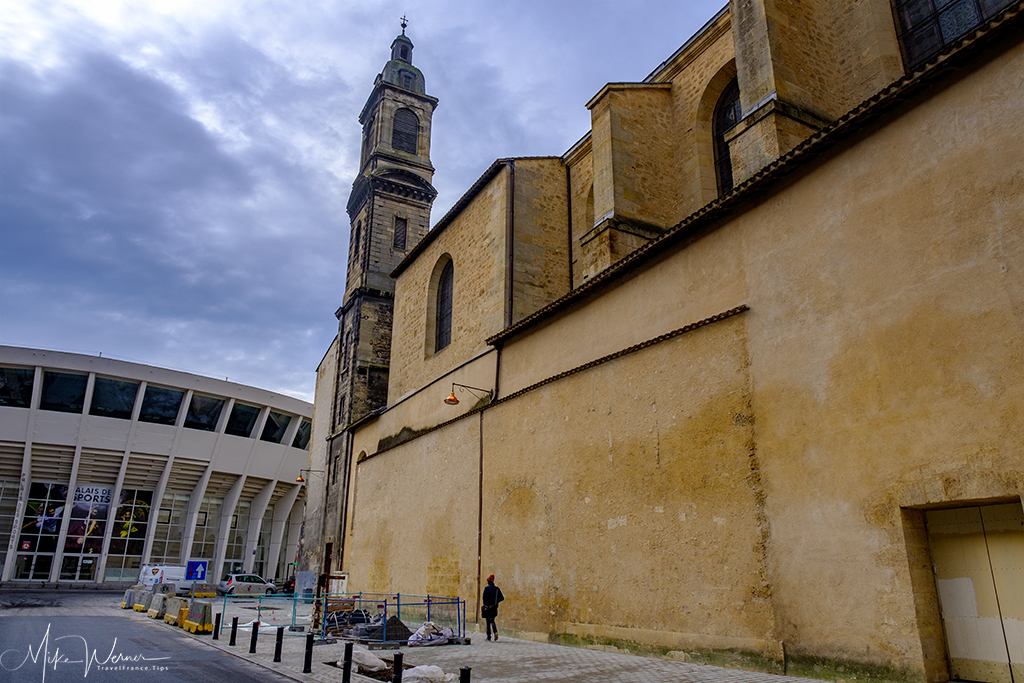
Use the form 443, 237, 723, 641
1, 0, 725, 399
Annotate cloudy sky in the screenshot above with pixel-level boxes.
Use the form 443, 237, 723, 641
1, 0, 725, 402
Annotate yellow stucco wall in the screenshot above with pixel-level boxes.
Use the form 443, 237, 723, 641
344, 416, 481, 599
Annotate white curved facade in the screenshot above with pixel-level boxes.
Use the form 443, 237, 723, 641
0, 346, 312, 586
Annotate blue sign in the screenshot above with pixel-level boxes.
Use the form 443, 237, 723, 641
186, 560, 208, 582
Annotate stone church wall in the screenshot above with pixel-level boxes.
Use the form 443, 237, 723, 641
389, 169, 510, 400
342, 31, 1024, 681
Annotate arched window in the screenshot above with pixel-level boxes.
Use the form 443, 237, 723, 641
713, 78, 742, 196
392, 108, 419, 154
435, 260, 453, 351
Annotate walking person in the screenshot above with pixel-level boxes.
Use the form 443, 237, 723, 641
481, 573, 504, 641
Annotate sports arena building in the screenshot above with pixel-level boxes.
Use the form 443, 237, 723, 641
0, 346, 312, 587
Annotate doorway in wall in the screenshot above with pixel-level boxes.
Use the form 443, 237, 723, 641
925, 503, 1023, 683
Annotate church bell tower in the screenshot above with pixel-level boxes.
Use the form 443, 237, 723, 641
335, 21, 438, 429
309, 21, 439, 580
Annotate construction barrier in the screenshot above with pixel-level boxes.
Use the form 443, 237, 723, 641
133, 590, 154, 612
163, 597, 188, 626
147, 594, 167, 619
183, 600, 214, 634
190, 582, 216, 598
155, 582, 176, 595
120, 587, 137, 610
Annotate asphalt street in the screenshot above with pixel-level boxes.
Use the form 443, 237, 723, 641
0, 595, 288, 683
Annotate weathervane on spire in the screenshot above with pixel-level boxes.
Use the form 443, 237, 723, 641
400, 15, 408, 35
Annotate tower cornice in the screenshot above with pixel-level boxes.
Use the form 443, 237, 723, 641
346, 169, 438, 217
359, 81, 439, 125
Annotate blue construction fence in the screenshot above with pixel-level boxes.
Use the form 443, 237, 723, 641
215, 592, 466, 643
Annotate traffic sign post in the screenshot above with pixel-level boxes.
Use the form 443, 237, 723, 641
186, 560, 208, 582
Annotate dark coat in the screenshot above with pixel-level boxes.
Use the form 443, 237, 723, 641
482, 583, 504, 618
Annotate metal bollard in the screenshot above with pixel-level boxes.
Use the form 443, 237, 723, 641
303, 632, 314, 673
460, 667, 471, 683
213, 612, 221, 640
274, 626, 284, 663
393, 651, 403, 683
249, 620, 259, 653
342, 641, 353, 683
229, 616, 238, 646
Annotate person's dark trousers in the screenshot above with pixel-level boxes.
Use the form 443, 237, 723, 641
486, 617, 497, 639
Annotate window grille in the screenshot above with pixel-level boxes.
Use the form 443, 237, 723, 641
392, 108, 419, 154
394, 217, 408, 250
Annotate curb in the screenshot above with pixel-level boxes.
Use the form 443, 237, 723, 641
127, 608, 379, 683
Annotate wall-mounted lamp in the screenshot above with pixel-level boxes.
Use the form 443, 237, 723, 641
296, 469, 324, 483
443, 383, 493, 406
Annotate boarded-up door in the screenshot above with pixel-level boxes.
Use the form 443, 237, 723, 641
926, 504, 1024, 683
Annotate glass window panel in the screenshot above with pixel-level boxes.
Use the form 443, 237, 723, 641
938, 0, 980, 41
261, 411, 292, 443
40, 371, 88, 413
0, 367, 34, 408
90, 377, 139, 419
979, 0, 1013, 16
225, 402, 261, 437
185, 394, 225, 432
894, 0, 1001, 68
292, 419, 312, 450
904, 21, 945, 64
138, 385, 184, 425
29, 482, 50, 499
436, 260, 453, 351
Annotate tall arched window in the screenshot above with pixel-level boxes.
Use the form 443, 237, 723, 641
392, 108, 419, 154
713, 78, 742, 196
435, 260, 453, 351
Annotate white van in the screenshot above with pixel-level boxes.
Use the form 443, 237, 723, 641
137, 564, 188, 594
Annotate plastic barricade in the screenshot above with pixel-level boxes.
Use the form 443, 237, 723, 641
182, 600, 214, 634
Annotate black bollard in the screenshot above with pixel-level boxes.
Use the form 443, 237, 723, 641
274, 626, 284, 663
341, 642, 353, 683
303, 633, 314, 673
229, 616, 238, 646
393, 651, 403, 683
213, 612, 221, 640
249, 620, 259, 653
460, 667, 471, 683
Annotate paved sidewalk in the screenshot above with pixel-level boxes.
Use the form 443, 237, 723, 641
1, 591, 825, 683
123, 610, 817, 683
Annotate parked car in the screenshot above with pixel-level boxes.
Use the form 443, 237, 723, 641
218, 573, 276, 595
282, 575, 295, 594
